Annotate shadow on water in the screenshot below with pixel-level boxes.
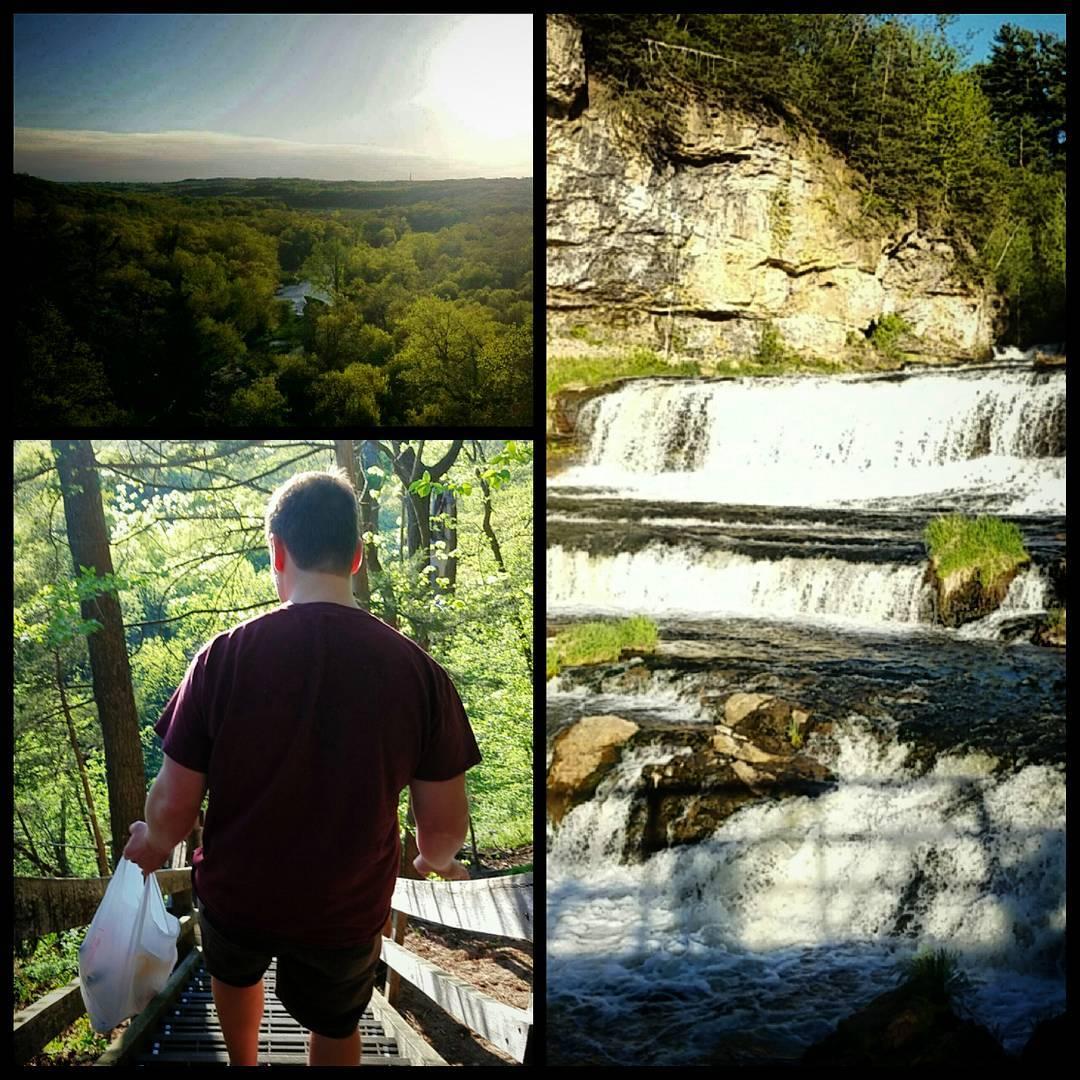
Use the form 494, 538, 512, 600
546, 624, 1066, 1065
547, 768, 1065, 1066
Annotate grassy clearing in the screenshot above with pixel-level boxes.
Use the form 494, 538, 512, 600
547, 333, 885, 399
716, 352, 849, 377
924, 515, 1030, 585
547, 617, 659, 679
547, 348, 700, 398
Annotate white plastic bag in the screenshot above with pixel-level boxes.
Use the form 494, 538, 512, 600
79, 858, 180, 1032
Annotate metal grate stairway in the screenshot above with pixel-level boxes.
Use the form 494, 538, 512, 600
135, 957, 409, 1066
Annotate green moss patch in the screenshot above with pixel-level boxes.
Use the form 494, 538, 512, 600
547, 617, 659, 679
547, 348, 700, 399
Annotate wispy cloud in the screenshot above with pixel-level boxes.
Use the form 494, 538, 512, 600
13, 127, 531, 182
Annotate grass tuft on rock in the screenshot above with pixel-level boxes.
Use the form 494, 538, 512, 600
924, 515, 1029, 586
898, 947, 972, 1003
547, 617, 659, 679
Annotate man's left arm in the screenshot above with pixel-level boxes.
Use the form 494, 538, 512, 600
123, 754, 207, 876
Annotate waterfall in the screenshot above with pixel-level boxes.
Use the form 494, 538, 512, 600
548, 719, 1066, 1063
548, 544, 934, 628
558, 368, 1066, 513
548, 359, 1066, 1064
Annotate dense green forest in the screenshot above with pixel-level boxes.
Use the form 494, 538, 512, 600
14, 438, 533, 887
576, 16, 1065, 347
14, 177, 533, 426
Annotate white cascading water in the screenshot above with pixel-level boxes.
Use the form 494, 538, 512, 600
548, 544, 941, 628
554, 368, 1065, 513
548, 720, 1066, 1063
549, 361, 1065, 1062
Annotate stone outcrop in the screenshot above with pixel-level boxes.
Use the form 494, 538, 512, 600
546, 15, 998, 362
926, 560, 1029, 629
547, 693, 834, 861
547, 714, 639, 825
802, 984, 1011, 1067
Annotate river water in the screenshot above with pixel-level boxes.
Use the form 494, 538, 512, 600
274, 280, 331, 315
547, 361, 1066, 1065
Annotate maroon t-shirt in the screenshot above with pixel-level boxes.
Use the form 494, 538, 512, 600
154, 602, 482, 947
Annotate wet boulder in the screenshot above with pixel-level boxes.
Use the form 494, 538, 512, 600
623, 722, 833, 860
724, 692, 815, 755
547, 714, 639, 826
802, 984, 1011, 1067
925, 561, 1028, 629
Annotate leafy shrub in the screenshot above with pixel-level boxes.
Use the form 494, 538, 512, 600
14, 929, 84, 1010
753, 321, 799, 367
869, 313, 913, 362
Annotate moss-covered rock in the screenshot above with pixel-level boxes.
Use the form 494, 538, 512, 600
1034, 608, 1066, 648
924, 515, 1031, 628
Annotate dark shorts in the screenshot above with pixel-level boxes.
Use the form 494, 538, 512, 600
199, 906, 384, 1039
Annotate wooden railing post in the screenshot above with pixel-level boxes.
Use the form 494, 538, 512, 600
386, 909, 408, 1008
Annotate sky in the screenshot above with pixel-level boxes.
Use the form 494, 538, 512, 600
13, 13, 533, 182
942, 13, 1067, 65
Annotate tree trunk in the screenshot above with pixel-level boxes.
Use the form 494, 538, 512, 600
57, 791, 72, 877
334, 440, 371, 609
431, 490, 457, 593
358, 442, 397, 627
55, 649, 110, 876
52, 439, 146, 869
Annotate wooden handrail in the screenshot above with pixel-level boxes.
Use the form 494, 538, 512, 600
382, 872, 534, 1063
380, 937, 531, 1063
16, 865, 535, 1065
14, 869, 193, 943
389, 873, 533, 942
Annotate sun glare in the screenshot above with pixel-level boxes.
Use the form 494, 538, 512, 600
417, 14, 532, 144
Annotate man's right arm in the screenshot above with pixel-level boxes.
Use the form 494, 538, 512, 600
410, 773, 470, 880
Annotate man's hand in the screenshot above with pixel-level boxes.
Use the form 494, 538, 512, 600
413, 854, 471, 881
123, 821, 172, 880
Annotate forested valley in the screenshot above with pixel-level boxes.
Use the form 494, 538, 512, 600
576, 16, 1065, 347
14, 439, 533, 1026
14, 177, 533, 427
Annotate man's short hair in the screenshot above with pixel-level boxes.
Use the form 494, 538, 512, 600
265, 468, 359, 574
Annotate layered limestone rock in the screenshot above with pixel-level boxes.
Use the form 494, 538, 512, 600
547, 693, 834, 861
546, 15, 997, 362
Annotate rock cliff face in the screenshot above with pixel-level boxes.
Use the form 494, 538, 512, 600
547, 15, 997, 361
